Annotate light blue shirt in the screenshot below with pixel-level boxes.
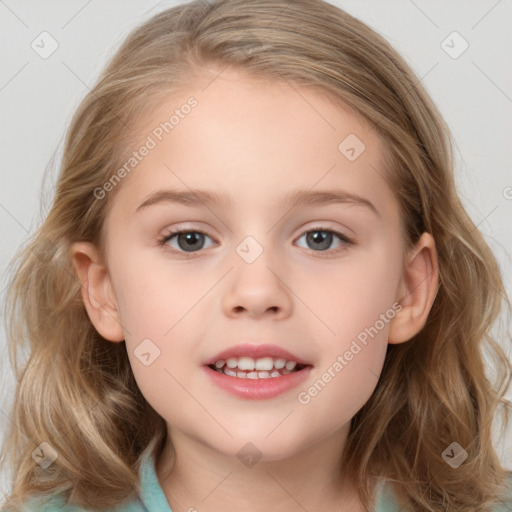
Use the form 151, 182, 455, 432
15, 451, 512, 511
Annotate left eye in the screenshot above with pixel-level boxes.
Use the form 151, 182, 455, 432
159, 227, 352, 255
295, 228, 352, 252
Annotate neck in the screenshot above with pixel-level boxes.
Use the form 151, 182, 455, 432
155, 424, 366, 512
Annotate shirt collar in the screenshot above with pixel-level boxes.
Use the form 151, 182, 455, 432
138, 450, 173, 512
137, 450, 399, 512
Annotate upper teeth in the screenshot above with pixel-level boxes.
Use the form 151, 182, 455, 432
214, 357, 297, 371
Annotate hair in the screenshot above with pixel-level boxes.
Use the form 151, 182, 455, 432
1, 0, 511, 510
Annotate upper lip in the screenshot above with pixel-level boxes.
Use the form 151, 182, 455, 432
204, 343, 312, 366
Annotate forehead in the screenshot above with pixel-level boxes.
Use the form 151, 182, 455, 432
107, 69, 395, 219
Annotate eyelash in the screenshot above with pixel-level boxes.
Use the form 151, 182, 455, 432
157, 226, 354, 258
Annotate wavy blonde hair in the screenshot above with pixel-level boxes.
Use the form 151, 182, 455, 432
2, 0, 511, 510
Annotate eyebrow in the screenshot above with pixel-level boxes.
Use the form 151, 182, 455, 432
134, 188, 380, 217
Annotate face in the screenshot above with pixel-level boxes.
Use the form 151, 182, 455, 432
97, 69, 408, 460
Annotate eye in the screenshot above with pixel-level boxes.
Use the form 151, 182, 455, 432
158, 229, 216, 254
295, 227, 353, 253
157, 226, 353, 257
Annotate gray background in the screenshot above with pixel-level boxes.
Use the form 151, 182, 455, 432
1, 0, 511, 500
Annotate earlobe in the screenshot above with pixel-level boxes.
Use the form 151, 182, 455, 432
69, 241, 125, 342
388, 232, 439, 344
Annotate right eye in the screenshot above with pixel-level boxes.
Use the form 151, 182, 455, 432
158, 229, 217, 254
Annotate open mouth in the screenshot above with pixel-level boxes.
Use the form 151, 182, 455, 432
208, 356, 308, 379
203, 351, 314, 399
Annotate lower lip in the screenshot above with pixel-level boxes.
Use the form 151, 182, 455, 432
203, 365, 313, 400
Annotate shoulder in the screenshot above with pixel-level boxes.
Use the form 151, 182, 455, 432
6, 448, 165, 512
8, 493, 146, 512
374, 471, 512, 511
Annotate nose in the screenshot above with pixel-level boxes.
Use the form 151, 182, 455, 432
221, 256, 293, 320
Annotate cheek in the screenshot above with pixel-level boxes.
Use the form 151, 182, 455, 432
108, 251, 216, 411
300, 243, 402, 341
296, 246, 400, 408
111, 247, 210, 336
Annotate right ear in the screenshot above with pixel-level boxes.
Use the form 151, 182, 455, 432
69, 241, 125, 342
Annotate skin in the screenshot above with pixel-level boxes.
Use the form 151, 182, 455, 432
71, 67, 438, 512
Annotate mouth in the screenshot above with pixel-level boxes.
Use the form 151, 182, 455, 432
207, 356, 308, 379
203, 344, 313, 399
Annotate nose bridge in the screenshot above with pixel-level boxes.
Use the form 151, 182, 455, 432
235, 233, 268, 266
234, 233, 283, 286
221, 233, 293, 318
229, 215, 280, 269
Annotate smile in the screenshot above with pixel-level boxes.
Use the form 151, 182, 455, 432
204, 359, 313, 400
209, 356, 306, 379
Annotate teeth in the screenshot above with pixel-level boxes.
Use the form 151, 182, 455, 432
255, 357, 273, 371
226, 358, 238, 369
274, 358, 286, 369
238, 356, 255, 371
211, 356, 305, 378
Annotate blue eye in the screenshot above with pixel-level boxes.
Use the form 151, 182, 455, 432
158, 227, 353, 256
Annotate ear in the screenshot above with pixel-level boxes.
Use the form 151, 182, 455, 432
388, 232, 439, 344
69, 241, 125, 342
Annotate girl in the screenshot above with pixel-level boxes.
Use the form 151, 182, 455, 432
1, 0, 511, 510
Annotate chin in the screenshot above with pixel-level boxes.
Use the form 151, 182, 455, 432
205, 432, 309, 464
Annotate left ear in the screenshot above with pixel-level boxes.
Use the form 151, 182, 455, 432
388, 232, 439, 344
